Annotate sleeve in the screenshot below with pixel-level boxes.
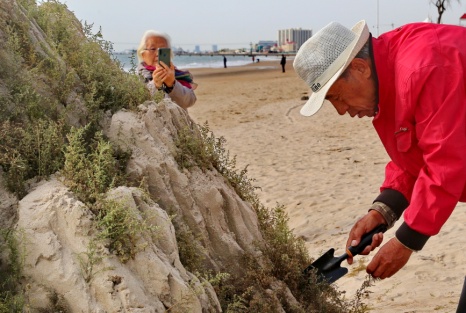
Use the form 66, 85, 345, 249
168, 81, 197, 110
380, 161, 416, 203
375, 184, 410, 220
146, 80, 157, 96
395, 64, 466, 251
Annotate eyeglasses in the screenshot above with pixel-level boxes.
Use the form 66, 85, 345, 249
144, 48, 157, 53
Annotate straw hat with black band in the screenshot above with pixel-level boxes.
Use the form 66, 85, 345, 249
293, 20, 370, 117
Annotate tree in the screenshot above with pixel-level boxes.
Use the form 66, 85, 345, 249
432, 0, 460, 23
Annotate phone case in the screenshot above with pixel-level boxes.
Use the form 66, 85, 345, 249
158, 48, 171, 66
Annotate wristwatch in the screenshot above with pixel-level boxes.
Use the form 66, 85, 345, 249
163, 81, 175, 94
369, 201, 398, 229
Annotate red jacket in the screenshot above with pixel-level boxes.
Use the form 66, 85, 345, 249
372, 23, 466, 250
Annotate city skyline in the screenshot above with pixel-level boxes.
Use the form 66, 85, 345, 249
63, 0, 466, 52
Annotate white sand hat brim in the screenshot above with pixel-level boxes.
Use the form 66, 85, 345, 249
298, 20, 369, 117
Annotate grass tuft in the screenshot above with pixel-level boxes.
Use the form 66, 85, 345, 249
0, 229, 26, 312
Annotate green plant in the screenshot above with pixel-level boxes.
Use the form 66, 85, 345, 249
174, 224, 206, 273
0, 229, 27, 313
174, 125, 211, 170
225, 292, 249, 313
95, 198, 157, 263
200, 123, 258, 202
62, 125, 128, 203
0, 0, 150, 198
1, 4, 60, 124
255, 204, 310, 281
154, 89, 165, 103
34, 1, 150, 116
174, 122, 259, 203
76, 241, 112, 283
62, 126, 153, 263
0, 119, 66, 198
225, 214, 347, 313
127, 52, 139, 75
165, 272, 230, 313
346, 275, 375, 313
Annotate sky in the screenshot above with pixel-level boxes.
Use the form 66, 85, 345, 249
60, 0, 466, 52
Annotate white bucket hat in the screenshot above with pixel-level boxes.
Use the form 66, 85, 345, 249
293, 20, 370, 116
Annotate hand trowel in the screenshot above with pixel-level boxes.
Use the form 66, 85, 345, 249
303, 224, 387, 284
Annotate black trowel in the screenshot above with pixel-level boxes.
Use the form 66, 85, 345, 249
304, 224, 387, 284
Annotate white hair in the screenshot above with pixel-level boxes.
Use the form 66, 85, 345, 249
136, 30, 173, 63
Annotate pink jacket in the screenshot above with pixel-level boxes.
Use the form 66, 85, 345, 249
372, 23, 466, 250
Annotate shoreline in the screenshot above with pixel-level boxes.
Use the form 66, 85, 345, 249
185, 56, 290, 72
188, 60, 284, 77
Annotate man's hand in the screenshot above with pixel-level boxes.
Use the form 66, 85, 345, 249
366, 237, 413, 279
346, 210, 386, 265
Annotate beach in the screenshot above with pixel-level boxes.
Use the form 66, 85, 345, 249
188, 60, 466, 312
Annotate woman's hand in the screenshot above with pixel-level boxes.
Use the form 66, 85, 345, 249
152, 66, 164, 89
153, 61, 175, 88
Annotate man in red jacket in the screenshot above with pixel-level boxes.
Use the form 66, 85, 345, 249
293, 20, 466, 279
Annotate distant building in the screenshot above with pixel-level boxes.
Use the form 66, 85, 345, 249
256, 40, 277, 52
278, 28, 312, 52
194, 45, 201, 53
212, 44, 218, 52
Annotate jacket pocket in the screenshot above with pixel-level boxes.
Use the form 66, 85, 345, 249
395, 127, 412, 152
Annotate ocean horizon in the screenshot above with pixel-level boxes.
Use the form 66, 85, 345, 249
113, 52, 286, 72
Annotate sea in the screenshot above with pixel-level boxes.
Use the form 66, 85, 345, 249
113, 51, 284, 72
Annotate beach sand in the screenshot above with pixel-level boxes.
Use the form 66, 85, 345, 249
187, 60, 466, 312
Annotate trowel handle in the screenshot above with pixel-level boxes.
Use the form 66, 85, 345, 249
347, 224, 387, 257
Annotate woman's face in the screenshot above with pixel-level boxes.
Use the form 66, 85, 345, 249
141, 36, 168, 66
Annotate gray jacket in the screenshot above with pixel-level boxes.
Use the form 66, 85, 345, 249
137, 63, 196, 110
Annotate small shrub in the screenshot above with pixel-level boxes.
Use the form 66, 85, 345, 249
95, 198, 157, 263
174, 224, 206, 273
0, 229, 26, 312
175, 122, 259, 203
76, 241, 108, 283
0, 119, 66, 198
346, 275, 375, 313
62, 125, 128, 203
1, 0, 149, 199
34, 1, 150, 117
174, 125, 212, 170
2, 6, 60, 123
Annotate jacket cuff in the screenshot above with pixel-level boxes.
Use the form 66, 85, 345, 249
374, 188, 409, 219
396, 222, 430, 251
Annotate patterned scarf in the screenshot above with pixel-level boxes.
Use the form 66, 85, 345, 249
139, 63, 197, 90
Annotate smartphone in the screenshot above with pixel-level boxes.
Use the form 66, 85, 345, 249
158, 48, 171, 66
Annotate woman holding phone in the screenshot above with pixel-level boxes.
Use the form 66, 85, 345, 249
136, 30, 197, 109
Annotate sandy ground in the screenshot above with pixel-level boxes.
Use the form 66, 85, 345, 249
187, 59, 466, 313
